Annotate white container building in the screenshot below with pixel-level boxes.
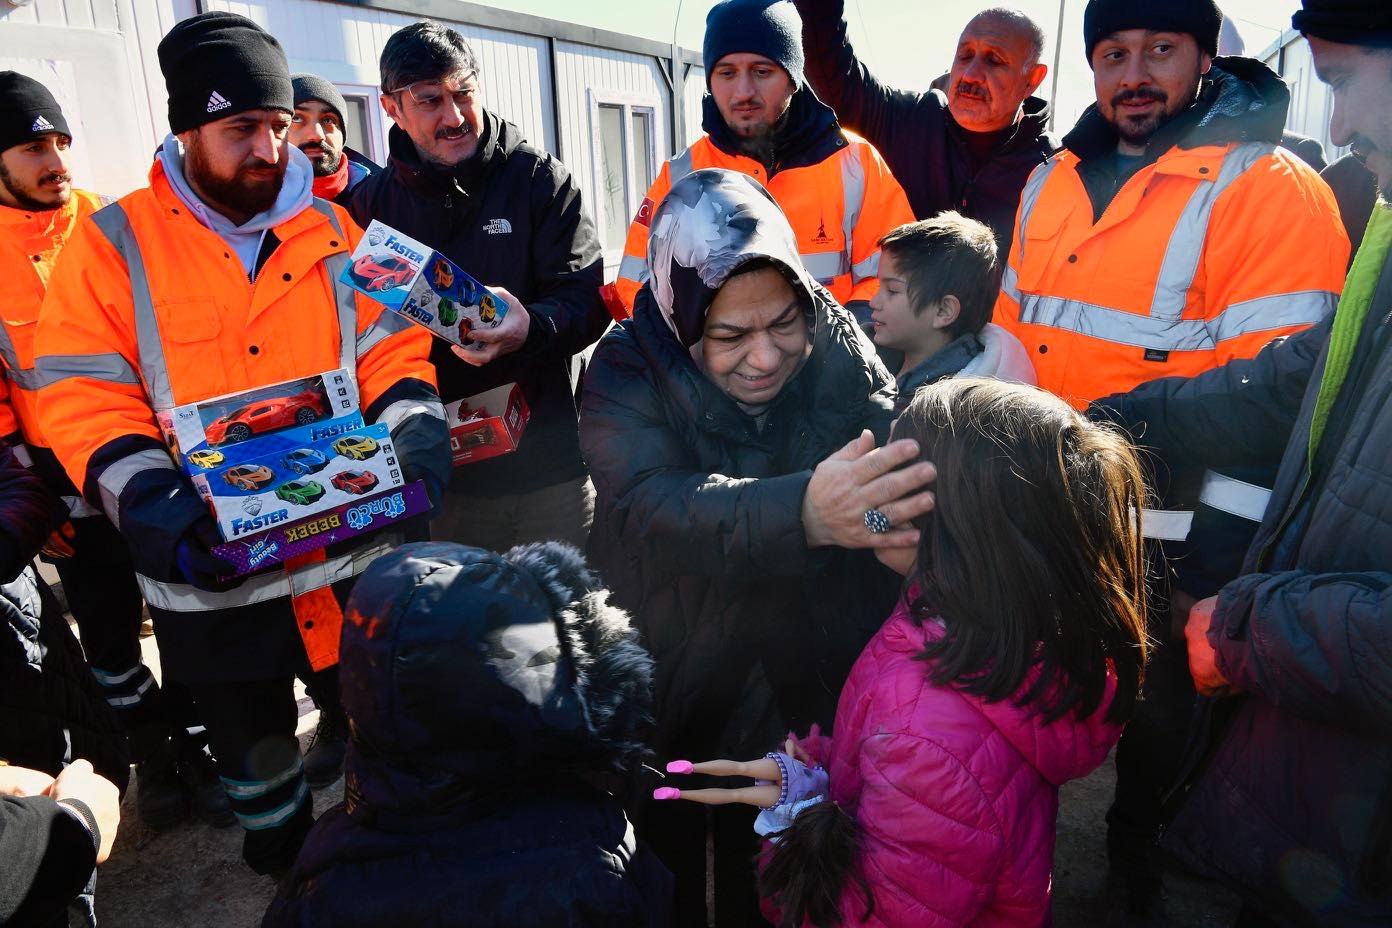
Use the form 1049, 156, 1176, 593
0, 0, 708, 274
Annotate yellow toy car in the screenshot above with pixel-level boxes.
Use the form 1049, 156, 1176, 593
188, 449, 225, 469
332, 435, 380, 461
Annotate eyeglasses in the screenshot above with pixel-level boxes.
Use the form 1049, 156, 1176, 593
388, 72, 479, 112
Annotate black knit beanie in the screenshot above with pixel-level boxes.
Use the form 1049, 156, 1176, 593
1083, 0, 1223, 65
1293, 1, 1392, 49
0, 72, 70, 153
703, 0, 805, 87
158, 12, 293, 134
291, 73, 348, 125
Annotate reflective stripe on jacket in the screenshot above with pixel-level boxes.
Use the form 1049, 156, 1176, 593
34, 161, 439, 669
994, 141, 1349, 407
0, 190, 106, 448
613, 133, 913, 314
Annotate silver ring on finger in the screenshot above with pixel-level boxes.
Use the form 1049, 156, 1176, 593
864, 508, 891, 535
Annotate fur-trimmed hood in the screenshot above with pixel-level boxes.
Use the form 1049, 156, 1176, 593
338, 541, 654, 826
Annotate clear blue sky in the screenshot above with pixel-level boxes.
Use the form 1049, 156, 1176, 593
486, 0, 1300, 127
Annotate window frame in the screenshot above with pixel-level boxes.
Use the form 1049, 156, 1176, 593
587, 89, 662, 261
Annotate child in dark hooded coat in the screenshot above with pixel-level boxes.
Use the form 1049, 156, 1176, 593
262, 541, 671, 927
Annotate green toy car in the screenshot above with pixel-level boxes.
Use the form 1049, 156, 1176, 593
275, 479, 326, 506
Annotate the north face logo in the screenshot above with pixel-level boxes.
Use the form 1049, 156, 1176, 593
482, 218, 512, 235
206, 91, 231, 113
30, 115, 55, 132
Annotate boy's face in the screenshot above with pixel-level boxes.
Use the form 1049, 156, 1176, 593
868, 251, 957, 362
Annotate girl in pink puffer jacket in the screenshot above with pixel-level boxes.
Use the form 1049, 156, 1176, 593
660, 379, 1151, 927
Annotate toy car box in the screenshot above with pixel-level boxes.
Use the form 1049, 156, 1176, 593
191, 421, 407, 542
340, 220, 506, 350
212, 480, 432, 578
163, 369, 363, 473
446, 383, 530, 466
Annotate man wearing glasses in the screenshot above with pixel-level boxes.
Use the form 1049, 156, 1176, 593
350, 21, 608, 553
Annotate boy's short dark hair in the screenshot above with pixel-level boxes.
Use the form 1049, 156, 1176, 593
877, 213, 1000, 338
380, 21, 479, 93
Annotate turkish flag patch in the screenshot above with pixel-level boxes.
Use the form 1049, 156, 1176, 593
634, 197, 656, 228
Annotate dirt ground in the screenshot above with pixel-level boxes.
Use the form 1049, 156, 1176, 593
89, 630, 1241, 928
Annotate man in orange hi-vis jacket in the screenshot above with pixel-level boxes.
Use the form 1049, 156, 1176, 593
0, 70, 241, 834
992, 1, 1349, 920
33, 13, 449, 877
611, 0, 912, 323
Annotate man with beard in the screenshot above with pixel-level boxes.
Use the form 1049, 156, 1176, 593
0, 72, 232, 833
794, 3, 1057, 263
289, 74, 377, 208
1089, 3, 1392, 922
612, 0, 913, 321
992, 0, 1348, 921
33, 12, 451, 877
350, 21, 610, 554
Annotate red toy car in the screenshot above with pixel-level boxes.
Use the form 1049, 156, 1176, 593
349, 254, 415, 292
205, 389, 327, 446
330, 470, 379, 496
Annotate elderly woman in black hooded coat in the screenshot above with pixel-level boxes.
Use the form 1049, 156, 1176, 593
579, 168, 934, 926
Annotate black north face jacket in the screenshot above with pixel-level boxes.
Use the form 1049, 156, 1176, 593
350, 112, 609, 498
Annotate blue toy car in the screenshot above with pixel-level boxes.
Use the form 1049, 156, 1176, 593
282, 447, 330, 476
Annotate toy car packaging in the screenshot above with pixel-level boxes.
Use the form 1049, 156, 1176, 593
162, 369, 362, 471
341, 220, 507, 350
446, 383, 530, 466
190, 421, 409, 542
211, 480, 432, 578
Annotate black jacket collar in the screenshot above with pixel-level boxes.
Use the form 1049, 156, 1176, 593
946, 94, 1055, 159
702, 83, 848, 173
1062, 57, 1290, 165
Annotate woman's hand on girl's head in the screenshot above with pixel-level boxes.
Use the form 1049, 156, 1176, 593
802, 429, 937, 550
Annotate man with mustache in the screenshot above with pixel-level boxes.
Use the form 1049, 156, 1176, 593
612, 0, 914, 322
350, 22, 610, 556
289, 74, 377, 208
992, 0, 1349, 921
794, 3, 1057, 263
33, 12, 451, 877
0, 72, 234, 834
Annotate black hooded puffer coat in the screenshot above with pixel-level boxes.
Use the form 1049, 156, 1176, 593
263, 541, 671, 928
579, 169, 900, 761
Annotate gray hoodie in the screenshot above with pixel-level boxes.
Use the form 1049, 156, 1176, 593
157, 133, 314, 278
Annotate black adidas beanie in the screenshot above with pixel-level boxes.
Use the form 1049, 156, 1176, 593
291, 73, 348, 125
703, 0, 805, 87
1083, 0, 1223, 65
0, 72, 71, 154
158, 12, 293, 134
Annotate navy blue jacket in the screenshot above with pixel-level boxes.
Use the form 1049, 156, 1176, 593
1097, 243, 1392, 923
264, 542, 671, 927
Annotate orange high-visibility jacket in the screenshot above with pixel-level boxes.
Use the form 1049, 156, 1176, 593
0, 189, 106, 447
34, 161, 439, 670
994, 142, 1349, 407
612, 133, 913, 314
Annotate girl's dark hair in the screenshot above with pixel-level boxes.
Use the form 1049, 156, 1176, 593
758, 802, 872, 928
898, 378, 1150, 723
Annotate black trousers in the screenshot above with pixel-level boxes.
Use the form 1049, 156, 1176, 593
1107, 633, 1197, 877
48, 515, 199, 757
189, 674, 314, 874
